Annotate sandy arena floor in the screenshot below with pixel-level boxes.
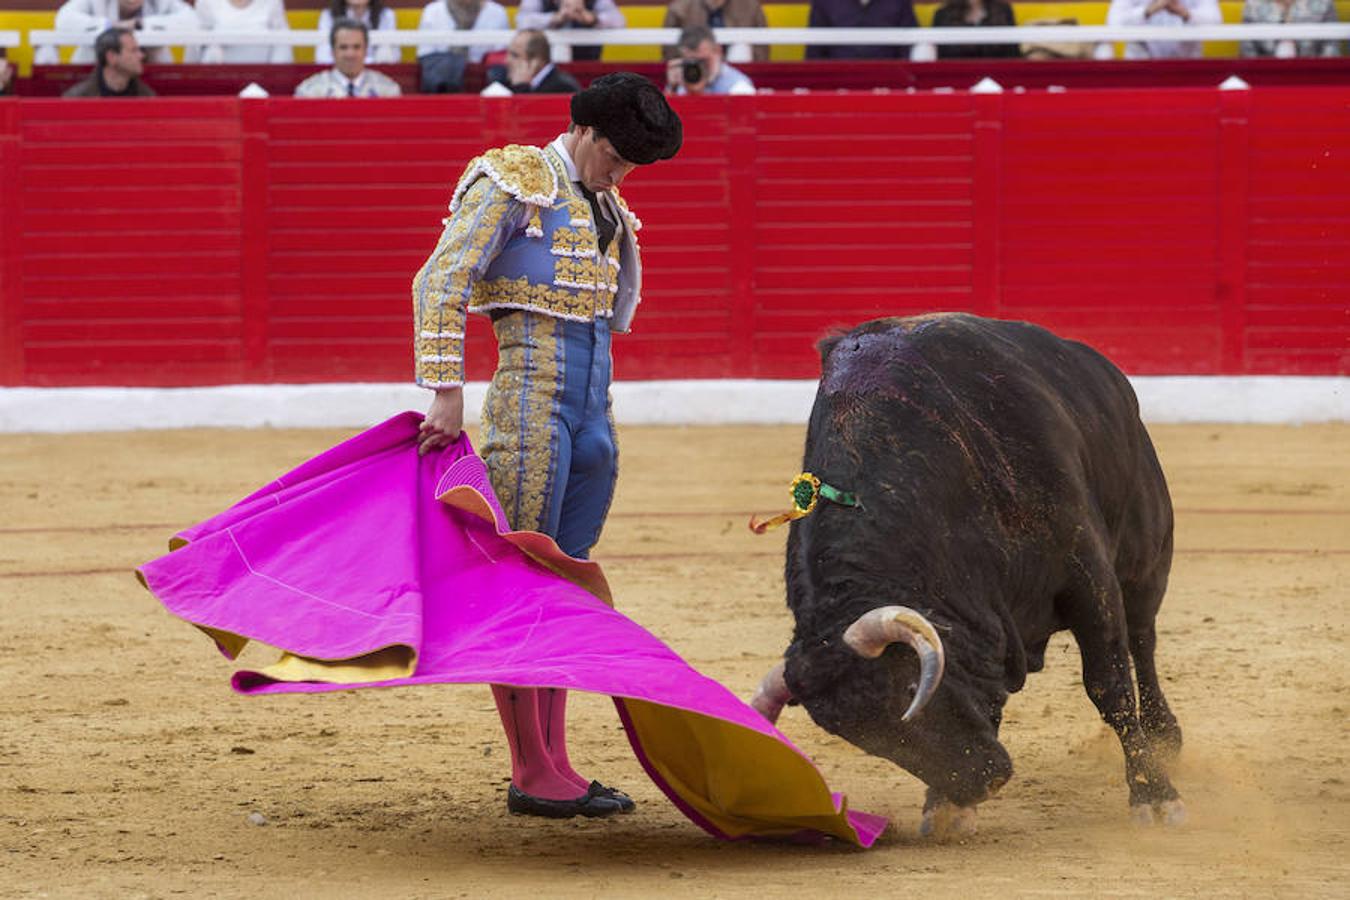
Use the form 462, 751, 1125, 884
1, 422, 1347, 899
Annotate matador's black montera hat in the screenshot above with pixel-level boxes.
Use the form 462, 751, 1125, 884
570, 72, 683, 166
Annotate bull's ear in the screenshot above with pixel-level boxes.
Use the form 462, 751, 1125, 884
816, 331, 847, 367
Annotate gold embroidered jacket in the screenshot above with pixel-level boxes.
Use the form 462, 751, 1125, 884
411, 141, 644, 388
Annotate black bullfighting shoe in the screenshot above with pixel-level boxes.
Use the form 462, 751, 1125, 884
587, 781, 636, 813
507, 782, 626, 818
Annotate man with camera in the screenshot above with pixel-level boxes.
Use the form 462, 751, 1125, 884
664, 25, 754, 95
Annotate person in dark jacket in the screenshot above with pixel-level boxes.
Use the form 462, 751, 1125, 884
62, 27, 156, 97
931, 0, 1019, 58
806, 0, 917, 59
506, 29, 582, 92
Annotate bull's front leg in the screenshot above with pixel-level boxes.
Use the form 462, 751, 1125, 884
913, 737, 1013, 842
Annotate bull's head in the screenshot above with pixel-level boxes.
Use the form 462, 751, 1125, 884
751, 605, 945, 725
755, 604, 1012, 812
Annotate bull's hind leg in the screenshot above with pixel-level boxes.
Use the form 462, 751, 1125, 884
1060, 553, 1182, 824
1121, 547, 1182, 763
1121, 567, 1185, 825
1124, 607, 1183, 763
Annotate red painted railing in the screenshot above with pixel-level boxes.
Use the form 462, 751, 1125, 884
1, 88, 1346, 387
17, 58, 1350, 97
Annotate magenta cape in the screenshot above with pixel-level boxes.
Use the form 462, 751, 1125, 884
136, 413, 885, 847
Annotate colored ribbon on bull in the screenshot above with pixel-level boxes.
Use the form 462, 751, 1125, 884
749, 472, 859, 534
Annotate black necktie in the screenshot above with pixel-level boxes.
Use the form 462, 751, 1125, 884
579, 185, 616, 254
347, 82, 356, 97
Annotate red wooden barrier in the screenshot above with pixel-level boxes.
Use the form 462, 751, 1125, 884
18, 57, 1350, 97
1, 88, 1346, 387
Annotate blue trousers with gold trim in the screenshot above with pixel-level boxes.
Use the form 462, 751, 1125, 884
480, 311, 618, 560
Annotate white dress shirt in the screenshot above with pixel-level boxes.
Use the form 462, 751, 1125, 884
53, 0, 196, 64
415, 0, 509, 63
195, 0, 294, 64
294, 66, 403, 97
1106, 0, 1224, 59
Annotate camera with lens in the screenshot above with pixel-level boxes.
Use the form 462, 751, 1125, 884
680, 59, 704, 84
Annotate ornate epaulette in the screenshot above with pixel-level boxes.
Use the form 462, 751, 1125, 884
449, 145, 559, 218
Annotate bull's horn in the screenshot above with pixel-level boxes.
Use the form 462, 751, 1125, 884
842, 606, 945, 722
750, 661, 792, 724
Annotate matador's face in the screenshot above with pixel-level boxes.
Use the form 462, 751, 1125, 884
571, 126, 638, 194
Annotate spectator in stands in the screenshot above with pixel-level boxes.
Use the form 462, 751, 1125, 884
516, 0, 626, 62
806, 0, 917, 59
317, 0, 399, 65
62, 26, 155, 96
53, 0, 195, 65
665, 24, 753, 94
1022, 18, 1097, 58
1241, 0, 1341, 57
662, 0, 770, 63
930, 0, 1020, 58
1103, 0, 1221, 58
417, 0, 510, 91
296, 18, 402, 96
506, 29, 582, 92
194, 0, 294, 64
0, 53, 13, 95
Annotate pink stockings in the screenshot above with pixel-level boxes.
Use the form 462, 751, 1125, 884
491, 685, 590, 800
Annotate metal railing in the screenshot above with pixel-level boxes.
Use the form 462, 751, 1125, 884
26, 24, 1350, 63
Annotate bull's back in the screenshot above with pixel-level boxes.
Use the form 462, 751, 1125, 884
865, 314, 1172, 582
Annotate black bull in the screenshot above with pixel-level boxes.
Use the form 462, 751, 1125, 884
752, 313, 1184, 837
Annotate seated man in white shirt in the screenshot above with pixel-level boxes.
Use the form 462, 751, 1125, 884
664, 24, 753, 95
416, 0, 510, 64
295, 19, 402, 97
515, 0, 626, 62
53, 0, 196, 64
193, 0, 294, 64
416, 0, 510, 91
1103, 0, 1222, 58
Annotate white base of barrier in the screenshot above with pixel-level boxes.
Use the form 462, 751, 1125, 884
0, 377, 1344, 432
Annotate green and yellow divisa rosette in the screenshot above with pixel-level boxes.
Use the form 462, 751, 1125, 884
749, 472, 858, 534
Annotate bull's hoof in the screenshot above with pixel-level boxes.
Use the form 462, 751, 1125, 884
919, 801, 978, 842
1159, 799, 1187, 826
1129, 798, 1187, 827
